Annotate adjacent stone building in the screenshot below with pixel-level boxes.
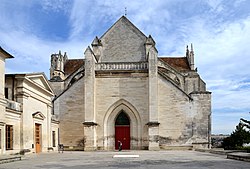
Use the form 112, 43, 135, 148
0, 47, 59, 155
0, 47, 13, 154
50, 16, 212, 151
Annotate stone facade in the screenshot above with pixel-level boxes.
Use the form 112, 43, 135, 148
0, 47, 13, 155
51, 16, 212, 150
0, 47, 59, 155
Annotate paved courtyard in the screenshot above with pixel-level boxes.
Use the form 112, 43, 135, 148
0, 151, 249, 169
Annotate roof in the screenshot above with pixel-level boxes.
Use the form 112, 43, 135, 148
6, 72, 54, 96
100, 16, 146, 39
0, 46, 14, 59
64, 59, 84, 76
159, 57, 191, 71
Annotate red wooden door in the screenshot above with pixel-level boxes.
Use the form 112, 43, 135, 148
115, 126, 130, 150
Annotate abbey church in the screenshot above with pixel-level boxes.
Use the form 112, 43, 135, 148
0, 16, 211, 155
49, 16, 211, 151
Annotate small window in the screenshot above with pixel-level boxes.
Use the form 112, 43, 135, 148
5, 88, 8, 99
52, 131, 56, 147
6, 125, 13, 150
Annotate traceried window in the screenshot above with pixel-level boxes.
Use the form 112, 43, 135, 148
6, 125, 13, 150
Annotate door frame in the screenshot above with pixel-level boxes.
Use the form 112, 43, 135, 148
34, 123, 42, 153
103, 99, 142, 150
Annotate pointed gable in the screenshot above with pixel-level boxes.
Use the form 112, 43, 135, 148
32, 111, 46, 120
26, 73, 54, 95
99, 16, 147, 63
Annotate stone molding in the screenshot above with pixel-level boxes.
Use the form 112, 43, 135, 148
82, 122, 98, 127
32, 111, 46, 120
0, 122, 5, 126
146, 121, 160, 127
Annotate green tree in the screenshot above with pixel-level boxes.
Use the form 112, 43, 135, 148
241, 118, 250, 130
222, 122, 250, 149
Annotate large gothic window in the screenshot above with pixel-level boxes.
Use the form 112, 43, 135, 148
115, 111, 130, 125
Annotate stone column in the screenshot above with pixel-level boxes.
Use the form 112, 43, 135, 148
16, 89, 31, 150
47, 103, 52, 148
83, 47, 97, 151
146, 35, 160, 150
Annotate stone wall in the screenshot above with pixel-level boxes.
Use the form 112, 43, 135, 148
184, 72, 206, 94
54, 78, 85, 148
100, 17, 146, 63
158, 75, 193, 148
49, 81, 64, 97
190, 92, 211, 148
95, 75, 149, 150
5, 109, 21, 154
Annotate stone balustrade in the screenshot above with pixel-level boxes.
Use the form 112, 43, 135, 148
95, 62, 148, 71
6, 99, 22, 111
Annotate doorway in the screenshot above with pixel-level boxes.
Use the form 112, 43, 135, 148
115, 111, 130, 150
35, 123, 41, 153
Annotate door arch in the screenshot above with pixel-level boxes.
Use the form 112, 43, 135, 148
103, 99, 142, 150
115, 111, 130, 150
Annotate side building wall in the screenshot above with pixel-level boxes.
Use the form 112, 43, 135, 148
3, 75, 58, 154
158, 75, 193, 149
190, 92, 212, 148
53, 77, 85, 150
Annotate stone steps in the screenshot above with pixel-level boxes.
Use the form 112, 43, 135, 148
227, 152, 250, 162
0, 156, 21, 164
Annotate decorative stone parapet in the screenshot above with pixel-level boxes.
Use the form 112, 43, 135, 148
95, 62, 148, 71
6, 99, 22, 111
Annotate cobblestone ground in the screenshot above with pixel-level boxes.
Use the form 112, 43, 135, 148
0, 151, 249, 169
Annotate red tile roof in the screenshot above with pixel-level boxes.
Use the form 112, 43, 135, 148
64, 59, 84, 76
159, 57, 190, 71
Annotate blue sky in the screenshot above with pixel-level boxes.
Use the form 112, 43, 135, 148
1, 0, 250, 134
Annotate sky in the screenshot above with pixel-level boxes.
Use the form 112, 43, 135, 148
1, 0, 250, 134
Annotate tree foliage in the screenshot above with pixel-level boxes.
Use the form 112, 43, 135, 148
222, 121, 250, 150
241, 118, 250, 130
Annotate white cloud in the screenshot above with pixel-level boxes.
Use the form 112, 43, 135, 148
40, 0, 71, 13
1, 0, 250, 134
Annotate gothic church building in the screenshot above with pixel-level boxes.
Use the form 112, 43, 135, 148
50, 16, 211, 150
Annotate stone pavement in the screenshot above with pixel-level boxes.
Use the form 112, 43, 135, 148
0, 151, 249, 169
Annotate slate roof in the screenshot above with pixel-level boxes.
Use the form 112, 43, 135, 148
159, 57, 191, 71
64, 59, 84, 76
